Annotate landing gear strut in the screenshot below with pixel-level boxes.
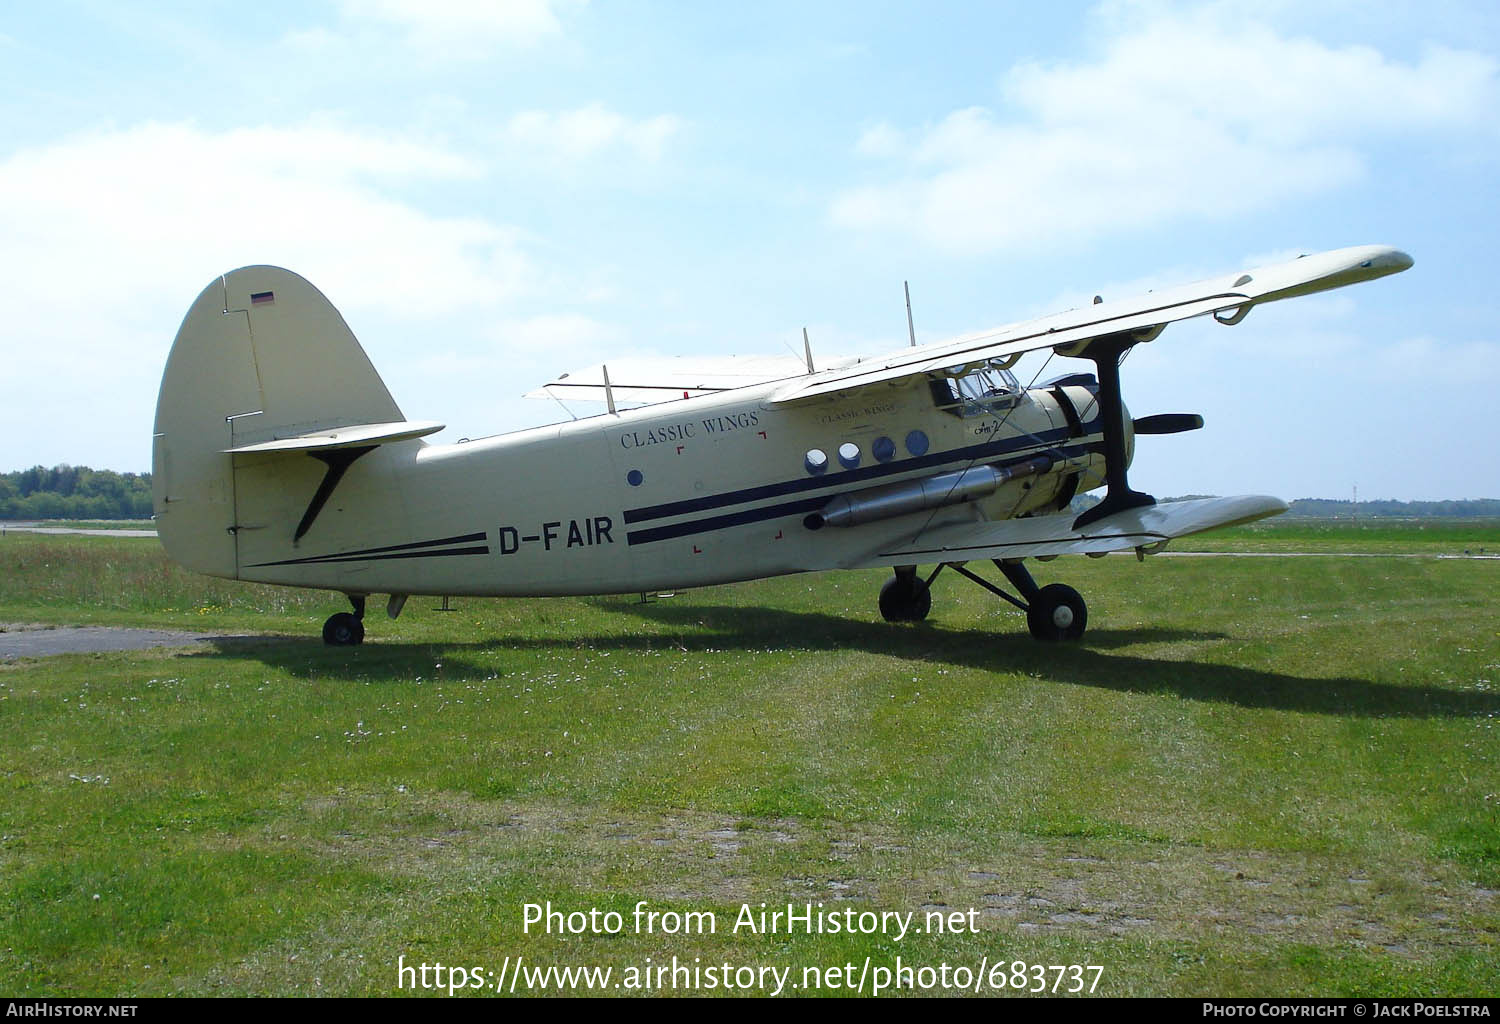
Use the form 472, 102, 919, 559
322, 594, 366, 646
878, 559, 1087, 641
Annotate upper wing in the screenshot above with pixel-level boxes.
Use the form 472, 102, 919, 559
770, 245, 1412, 406
843, 495, 1288, 568
524, 355, 848, 405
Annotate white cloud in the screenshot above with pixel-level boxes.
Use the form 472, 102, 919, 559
397, 313, 631, 438
499, 312, 624, 350
831, 7, 1498, 252
505, 104, 685, 162
0, 119, 544, 469
0, 120, 533, 322
337, 0, 577, 49
854, 122, 905, 158
413, 312, 624, 376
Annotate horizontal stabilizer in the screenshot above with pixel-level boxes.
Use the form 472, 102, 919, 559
222, 420, 444, 454
852, 494, 1287, 567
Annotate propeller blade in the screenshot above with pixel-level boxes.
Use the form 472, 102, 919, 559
1133, 413, 1204, 435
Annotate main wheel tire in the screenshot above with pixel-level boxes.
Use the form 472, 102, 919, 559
322, 611, 365, 646
1026, 583, 1087, 642
879, 574, 932, 622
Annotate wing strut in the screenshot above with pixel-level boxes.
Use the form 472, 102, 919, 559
1072, 331, 1155, 530
946, 561, 1033, 612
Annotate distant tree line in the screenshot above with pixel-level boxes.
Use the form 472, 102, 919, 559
0, 465, 152, 520
3, 463, 1497, 522
1286, 498, 1500, 518
1161, 495, 1500, 518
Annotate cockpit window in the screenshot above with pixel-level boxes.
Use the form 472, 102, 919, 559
928, 364, 1022, 418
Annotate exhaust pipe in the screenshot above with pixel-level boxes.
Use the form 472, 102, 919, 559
805, 454, 1058, 530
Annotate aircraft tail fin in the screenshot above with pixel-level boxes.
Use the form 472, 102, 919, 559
152, 267, 406, 577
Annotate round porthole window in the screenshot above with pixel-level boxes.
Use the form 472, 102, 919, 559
804, 448, 828, 475
837, 442, 860, 469
905, 429, 929, 457
872, 436, 896, 463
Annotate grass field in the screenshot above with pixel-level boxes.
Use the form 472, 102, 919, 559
1, 522, 1497, 997
1175, 517, 1500, 554
0, 520, 154, 533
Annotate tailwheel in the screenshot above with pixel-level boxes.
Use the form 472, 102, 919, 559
879, 569, 932, 622
322, 612, 365, 646
1026, 583, 1087, 642
323, 594, 367, 646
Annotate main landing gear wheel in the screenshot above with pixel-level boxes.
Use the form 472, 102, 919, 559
1026, 583, 1087, 642
879, 573, 932, 622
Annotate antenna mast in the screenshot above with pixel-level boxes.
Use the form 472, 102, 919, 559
904, 281, 917, 347
602, 364, 618, 415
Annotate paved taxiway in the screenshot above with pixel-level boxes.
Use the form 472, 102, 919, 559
0, 625, 227, 659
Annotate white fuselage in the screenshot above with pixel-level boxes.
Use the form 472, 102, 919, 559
227, 377, 1109, 598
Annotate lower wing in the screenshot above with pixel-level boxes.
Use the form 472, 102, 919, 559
844, 495, 1287, 568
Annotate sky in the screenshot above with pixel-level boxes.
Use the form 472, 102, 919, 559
1, 0, 1496, 500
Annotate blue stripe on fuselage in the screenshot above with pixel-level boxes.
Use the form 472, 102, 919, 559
622, 420, 1099, 526
623, 430, 1101, 546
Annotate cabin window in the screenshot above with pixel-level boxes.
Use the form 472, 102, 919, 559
928, 364, 1022, 418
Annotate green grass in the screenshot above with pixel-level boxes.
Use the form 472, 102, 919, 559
1176, 516, 1500, 553
0, 519, 154, 531
1, 526, 1497, 996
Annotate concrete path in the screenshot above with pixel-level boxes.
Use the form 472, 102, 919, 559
1, 524, 157, 538
0, 625, 222, 659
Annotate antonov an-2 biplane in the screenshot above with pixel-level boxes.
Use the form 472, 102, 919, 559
152, 244, 1411, 645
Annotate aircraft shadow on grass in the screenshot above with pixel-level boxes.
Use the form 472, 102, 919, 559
195, 601, 1499, 721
